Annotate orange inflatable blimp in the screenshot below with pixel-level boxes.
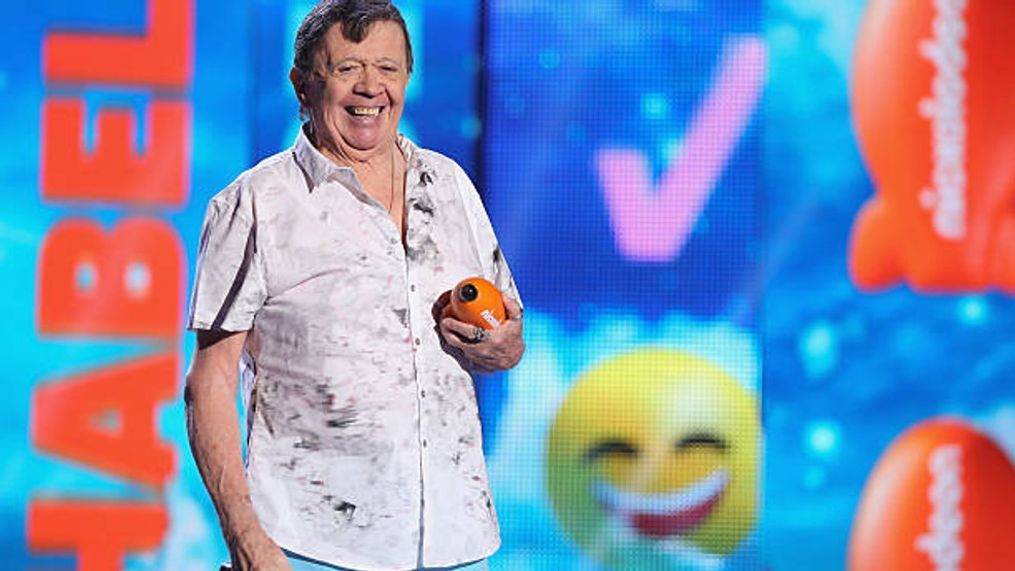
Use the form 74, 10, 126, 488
848, 418, 1015, 570
450, 277, 506, 330
850, 0, 1015, 292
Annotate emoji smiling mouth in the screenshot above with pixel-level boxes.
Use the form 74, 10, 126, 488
593, 468, 730, 538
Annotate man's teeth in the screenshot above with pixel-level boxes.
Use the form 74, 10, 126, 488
350, 107, 382, 116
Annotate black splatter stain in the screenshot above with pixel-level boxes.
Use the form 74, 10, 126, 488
407, 236, 440, 264
295, 435, 321, 451
313, 383, 336, 409
393, 307, 409, 327
326, 403, 358, 429
335, 501, 357, 520
326, 417, 355, 428
411, 195, 436, 216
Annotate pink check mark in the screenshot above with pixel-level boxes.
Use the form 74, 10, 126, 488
597, 36, 767, 263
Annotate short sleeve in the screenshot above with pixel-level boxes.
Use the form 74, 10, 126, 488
451, 162, 523, 308
187, 185, 267, 331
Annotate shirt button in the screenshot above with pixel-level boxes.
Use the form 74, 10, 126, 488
422, 439, 428, 448
421, 390, 427, 398
410, 284, 416, 292
415, 338, 421, 346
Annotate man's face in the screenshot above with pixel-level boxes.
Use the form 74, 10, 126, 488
296, 20, 409, 157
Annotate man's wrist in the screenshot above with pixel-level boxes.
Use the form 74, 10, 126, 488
223, 509, 265, 547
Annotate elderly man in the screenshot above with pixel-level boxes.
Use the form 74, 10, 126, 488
184, 1, 524, 570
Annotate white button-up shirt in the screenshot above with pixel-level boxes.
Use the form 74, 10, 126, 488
187, 128, 519, 570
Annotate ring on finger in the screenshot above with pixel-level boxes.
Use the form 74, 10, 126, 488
471, 327, 489, 343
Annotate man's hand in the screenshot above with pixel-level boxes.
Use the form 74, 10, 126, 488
227, 525, 292, 571
437, 294, 525, 373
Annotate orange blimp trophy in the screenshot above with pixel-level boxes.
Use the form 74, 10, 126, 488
849, 0, 1015, 292
848, 418, 1015, 570
450, 277, 506, 330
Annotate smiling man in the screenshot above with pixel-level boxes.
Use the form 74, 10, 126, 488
183, 2, 524, 570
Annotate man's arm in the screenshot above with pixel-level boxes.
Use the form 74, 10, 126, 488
184, 330, 290, 571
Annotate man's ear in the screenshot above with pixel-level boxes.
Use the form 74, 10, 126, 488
289, 67, 306, 105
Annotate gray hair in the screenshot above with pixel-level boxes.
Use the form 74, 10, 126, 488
293, 0, 414, 75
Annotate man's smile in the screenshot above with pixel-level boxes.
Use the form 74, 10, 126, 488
346, 105, 384, 117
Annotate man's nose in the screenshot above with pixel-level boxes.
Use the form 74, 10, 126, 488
354, 67, 383, 96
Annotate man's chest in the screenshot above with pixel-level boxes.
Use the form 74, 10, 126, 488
253, 185, 486, 328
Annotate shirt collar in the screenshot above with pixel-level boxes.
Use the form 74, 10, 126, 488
396, 133, 439, 190
293, 124, 437, 193
293, 124, 350, 192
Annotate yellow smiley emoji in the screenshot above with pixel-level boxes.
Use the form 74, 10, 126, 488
546, 349, 759, 568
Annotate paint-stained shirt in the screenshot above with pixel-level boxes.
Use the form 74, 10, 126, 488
187, 127, 519, 571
